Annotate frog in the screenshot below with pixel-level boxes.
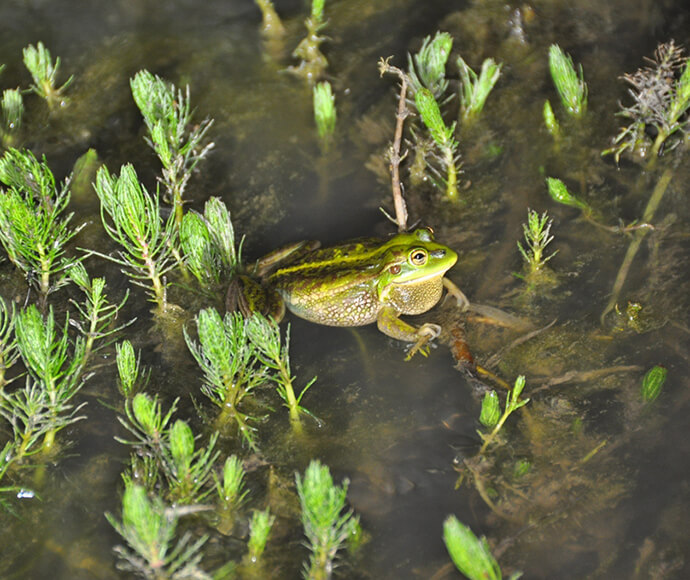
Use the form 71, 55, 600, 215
226, 228, 460, 355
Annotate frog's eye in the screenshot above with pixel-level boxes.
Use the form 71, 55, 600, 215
409, 248, 428, 266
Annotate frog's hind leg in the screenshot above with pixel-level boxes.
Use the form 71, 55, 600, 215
226, 275, 285, 322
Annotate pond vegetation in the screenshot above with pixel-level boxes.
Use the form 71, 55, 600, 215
0, 0, 689, 578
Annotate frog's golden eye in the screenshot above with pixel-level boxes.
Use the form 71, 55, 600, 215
410, 249, 428, 266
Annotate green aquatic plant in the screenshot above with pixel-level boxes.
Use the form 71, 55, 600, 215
479, 390, 501, 428
545, 177, 591, 214
415, 87, 460, 201
116, 392, 179, 459
214, 455, 249, 513
603, 41, 690, 165
478, 376, 529, 455
106, 481, 210, 580
543, 99, 560, 138
313, 81, 336, 148
443, 515, 521, 580
67, 263, 131, 364
0, 297, 19, 389
245, 314, 317, 431
457, 56, 502, 122
180, 196, 239, 288
116, 339, 148, 398
641, 365, 666, 403
549, 44, 587, 117
407, 31, 453, 98
184, 309, 266, 450
289, 0, 329, 83
296, 459, 361, 580
254, 0, 285, 39
130, 69, 215, 230
0, 148, 83, 309
92, 164, 177, 312
244, 508, 275, 565
517, 209, 557, 276
165, 419, 219, 505
1, 89, 23, 145
8, 305, 88, 455
22, 42, 73, 108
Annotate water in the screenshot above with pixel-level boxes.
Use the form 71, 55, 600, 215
0, 0, 689, 578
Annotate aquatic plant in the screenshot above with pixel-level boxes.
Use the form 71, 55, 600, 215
116, 339, 148, 399
478, 376, 529, 455
517, 209, 557, 276
1, 89, 23, 145
289, 0, 329, 83
0, 297, 19, 389
179, 197, 239, 288
214, 455, 249, 514
0, 148, 83, 309
67, 263, 131, 364
116, 392, 179, 461
641, 365, 666, 403
253, 0, 285, 39
457, 56, 502, 122
296, 459, 361, 580
106, 481, 210, 579
549, 44, 587, 117
6, 305, 89, 456
22, 42, 73, 108
244, 508, 275, 565
542, 99, 560, 138
443, 515, 520, 580
130, 70, 215, 230
415, 87, 461, 201
184, 309, 266, 450
246, 315, 316, 431
92, 164, 177, 312
603, 41, 690, 165
407, 31, 453, 99
166, 419, 219, 505
313, 81, 337, 148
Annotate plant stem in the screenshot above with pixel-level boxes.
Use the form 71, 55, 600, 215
601, 167, 673, 323
378, 58, 409, 231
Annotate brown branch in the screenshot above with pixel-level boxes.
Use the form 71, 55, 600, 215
378, 57, 409, 231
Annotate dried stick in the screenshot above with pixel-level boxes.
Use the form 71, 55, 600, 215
378, 57, 409, 231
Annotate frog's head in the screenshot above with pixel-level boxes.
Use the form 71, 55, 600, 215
377, 228, 457, 296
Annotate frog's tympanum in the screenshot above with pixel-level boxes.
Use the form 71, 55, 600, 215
227, 228, 458, 354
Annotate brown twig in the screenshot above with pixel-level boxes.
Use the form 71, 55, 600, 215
378, 57, 409, 231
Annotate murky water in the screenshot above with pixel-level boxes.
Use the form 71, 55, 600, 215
1, 0, 689, 578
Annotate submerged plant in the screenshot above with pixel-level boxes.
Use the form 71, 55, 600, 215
116, 339, 148, 399
1, 89, 24, 144
0, 297, 19, 388
296, 460, 360, 580
130, 70, 214, 230
254, 0, 285, 39
68, 263, 131, 363
22, 42, 73, 108
549, 44, 587, 117
184, 309, 267, 450
313, 81, 337, 148
106, 481, 210, 579
244, 508, 275, 565
457, 56, 502, 122
246, 315, 317, 431
6, 305, 88, 455
116, 392, 179, 460
0, 148, 83, 308
407, 31, 453, 98
289, 0, 329, 83
443, 515, 520, 580
640, 365, 667, 403
603, 41, 690, 164
180, 196, 239, 288
478, 376, 529, 455
415, 87, 461, 201
92, 164, 177, 312
517, 209, 557, 276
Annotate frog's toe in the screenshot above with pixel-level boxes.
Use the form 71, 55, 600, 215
417, 322, 442, 340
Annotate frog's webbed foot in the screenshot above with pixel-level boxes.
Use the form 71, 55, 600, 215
405, 323, 441, 360
443, 278, 470, 311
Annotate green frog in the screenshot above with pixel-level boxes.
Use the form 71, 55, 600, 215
227, 228, 460, 354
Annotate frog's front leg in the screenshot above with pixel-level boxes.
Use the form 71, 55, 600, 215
377, 306, 441, 358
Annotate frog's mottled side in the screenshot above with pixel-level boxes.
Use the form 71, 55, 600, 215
227, 228, 458, 346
